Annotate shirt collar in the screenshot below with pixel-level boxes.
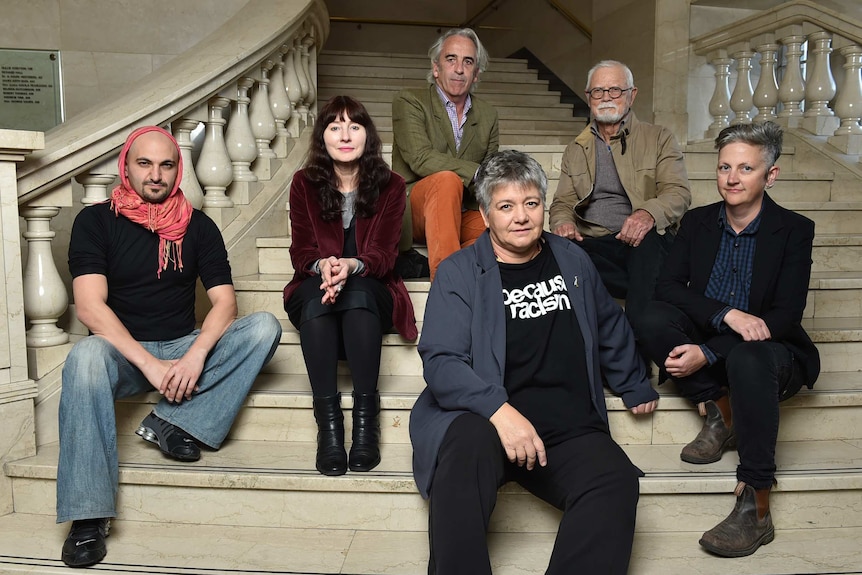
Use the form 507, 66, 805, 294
435, 84, 472, 116
717, 203, 764, 235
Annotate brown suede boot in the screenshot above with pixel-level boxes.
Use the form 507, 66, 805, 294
680, 395, 736, 464
699, 482, 775, 557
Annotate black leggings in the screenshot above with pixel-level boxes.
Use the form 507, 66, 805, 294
428, 413, 641, 575
299, 308, 383, 397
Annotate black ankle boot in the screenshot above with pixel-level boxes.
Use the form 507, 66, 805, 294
313, 394, 347, 476
349, 391, 381, 472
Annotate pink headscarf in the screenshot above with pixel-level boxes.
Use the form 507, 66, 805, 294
110, 126, 193, 278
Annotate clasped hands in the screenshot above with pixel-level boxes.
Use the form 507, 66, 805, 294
319, 256, 356, 304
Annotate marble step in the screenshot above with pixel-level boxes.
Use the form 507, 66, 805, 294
375, 127, 579, 145
318, 83, 568, 106
319, 74, 558, 95
319, 50, 534, 73
811, 234, 862, 274
683, 143, 798, 172
370, 114, 583, 133
109, 371, 862, 446
2, 512, 858, 575
688, 171, 835, 206
8, 438, 862, 535
317, 64, 543, 85
238, 269, 862, 322
782, 201, 862, 235
349, 99, 576, 120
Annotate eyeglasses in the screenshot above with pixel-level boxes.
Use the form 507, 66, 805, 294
586, 87, 633, 100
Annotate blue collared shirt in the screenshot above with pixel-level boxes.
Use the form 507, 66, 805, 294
435, 85, 472, 152
700, 204, 762, 364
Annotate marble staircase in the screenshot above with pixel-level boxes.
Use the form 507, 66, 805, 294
4, 50, 862, 574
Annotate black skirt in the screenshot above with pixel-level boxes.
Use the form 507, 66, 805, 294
284, 219, 394, 331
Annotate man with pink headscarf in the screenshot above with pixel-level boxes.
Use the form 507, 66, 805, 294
57, 126, 282, 568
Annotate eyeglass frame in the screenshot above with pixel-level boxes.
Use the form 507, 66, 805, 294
586, 86, 633, 100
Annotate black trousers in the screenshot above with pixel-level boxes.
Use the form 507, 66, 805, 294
641, 300, 806, 488
428, 413, 641, 575
577, 228, 674, 338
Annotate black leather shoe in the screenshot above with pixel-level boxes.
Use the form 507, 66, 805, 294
136, 412, 201, 462
61, 518, 110, 567
313, 394, 347, 476
349, 391, 381, 472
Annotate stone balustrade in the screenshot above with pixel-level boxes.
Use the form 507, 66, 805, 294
692, 0, 862, 154
12, 0, 328, 351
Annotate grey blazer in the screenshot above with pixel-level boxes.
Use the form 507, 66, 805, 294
409, 231, 658, 498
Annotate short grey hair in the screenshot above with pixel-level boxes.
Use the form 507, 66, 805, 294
426, 28, 489, 90
714, 121, 783, 169
475, 150, 548, 214
585, 60, 634, 90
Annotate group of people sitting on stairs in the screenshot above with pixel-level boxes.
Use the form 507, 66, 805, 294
56, 25, 819, 574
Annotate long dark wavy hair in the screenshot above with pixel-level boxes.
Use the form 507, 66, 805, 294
303, 96, 390, 221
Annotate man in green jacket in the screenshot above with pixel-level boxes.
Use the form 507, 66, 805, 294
549, 60, 691, 341
391, 28, 499, 280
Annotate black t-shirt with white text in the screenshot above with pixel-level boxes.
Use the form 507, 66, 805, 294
499, 244, 608, 446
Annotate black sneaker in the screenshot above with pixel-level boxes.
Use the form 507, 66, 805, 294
61, 518, 110, 567
135, 412, 201, 462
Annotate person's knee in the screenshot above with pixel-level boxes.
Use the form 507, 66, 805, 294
437, 415, 500, 475
640, 301, 675, 334
726, 343, 773, 383
61, 337, 116, 396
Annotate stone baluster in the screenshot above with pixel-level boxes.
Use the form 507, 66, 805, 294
172, 119, 205, 209
301, 34, 317, 123
225, 77, 259, 188
803, 30, 839, 135
74, 164, 115, 206
249, 62, 278, 181
777, 33, 806, 127
305, 30, 319, 120
21, 206, 69, 347
730, 47, 755, 124
706, 52, 732, 138
828, 42, 862, 155
284, 42, 303, 137
753, 43, 780, 122
270, 48, 293, 158
294, 37, 310, 127
198, 96, 234, 208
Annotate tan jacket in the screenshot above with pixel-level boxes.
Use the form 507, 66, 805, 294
549, 112, 691, 237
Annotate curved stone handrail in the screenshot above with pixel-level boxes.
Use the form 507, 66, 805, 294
692, 0, 860, 54
16, 0, 328, 204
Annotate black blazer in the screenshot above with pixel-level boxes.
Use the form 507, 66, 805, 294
655, 193, 820, 387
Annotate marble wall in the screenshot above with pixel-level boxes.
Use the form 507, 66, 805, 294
0, 0, 249, 120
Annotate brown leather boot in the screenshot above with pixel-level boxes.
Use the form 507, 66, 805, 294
699, 482, 775, 557
680, 395, 735, 464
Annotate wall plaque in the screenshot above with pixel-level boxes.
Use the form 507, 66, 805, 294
0, 49, 63, 131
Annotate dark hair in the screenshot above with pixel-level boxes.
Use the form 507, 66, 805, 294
304, 96, 390, 221
714, 121, 783, 169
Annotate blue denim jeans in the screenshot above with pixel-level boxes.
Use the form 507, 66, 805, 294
56, 312, 281, 523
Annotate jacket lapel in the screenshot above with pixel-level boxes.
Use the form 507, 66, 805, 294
749, 195, 784, 314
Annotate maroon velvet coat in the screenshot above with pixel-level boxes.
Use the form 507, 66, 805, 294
282, 169, 418, 341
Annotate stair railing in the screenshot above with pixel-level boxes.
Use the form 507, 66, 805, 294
12, 0, 328, 354
691, 0, 862, 158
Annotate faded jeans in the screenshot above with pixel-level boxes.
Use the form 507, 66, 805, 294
56, 312, 281, 523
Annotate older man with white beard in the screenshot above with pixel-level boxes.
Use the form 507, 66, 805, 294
549, 60, 691, 353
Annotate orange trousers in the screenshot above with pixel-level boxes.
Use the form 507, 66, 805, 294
411, 171, 485, 280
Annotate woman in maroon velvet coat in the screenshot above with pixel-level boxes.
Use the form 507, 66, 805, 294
283, 96, 417, 476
